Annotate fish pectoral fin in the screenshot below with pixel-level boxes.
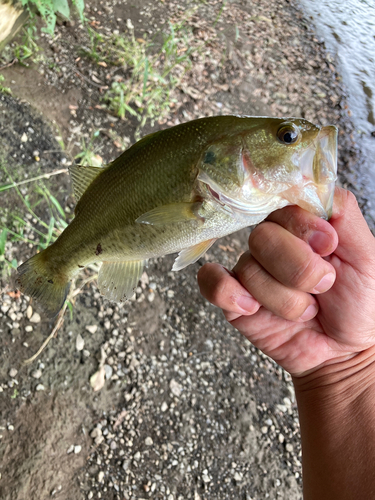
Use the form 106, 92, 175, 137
172, 239, 217, 272
98, 259, 146, 302
135, 202, 203, 225
69, 164, 104, 202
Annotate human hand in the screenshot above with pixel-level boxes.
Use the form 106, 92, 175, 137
198, 188, 375, 377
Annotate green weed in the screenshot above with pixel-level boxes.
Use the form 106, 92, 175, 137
12, 21, 40, 62
0, 75, 11, 94
20, 0, 85, 35
84, 19, 195, 133
0, 162, 68, 278
74, 130, 103, 167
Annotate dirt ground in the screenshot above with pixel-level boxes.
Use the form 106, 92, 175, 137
0, 0, 373, 499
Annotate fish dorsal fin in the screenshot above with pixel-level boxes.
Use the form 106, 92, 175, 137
98, 259, 146, 302
172, 239, 216, 271
136, 202, 203, 225
69, 164, 104, 201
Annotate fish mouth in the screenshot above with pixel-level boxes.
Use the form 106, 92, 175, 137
283, 125, 338, 219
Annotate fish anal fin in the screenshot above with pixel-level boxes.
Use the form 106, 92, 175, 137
69, 164, 104, 202
172, 239, 216, 272
136, 202, 203, 225
98, 259, 146, 302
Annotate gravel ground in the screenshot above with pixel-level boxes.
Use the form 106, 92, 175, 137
0, 0, 373, 499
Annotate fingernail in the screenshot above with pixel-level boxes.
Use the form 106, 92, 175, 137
313, 273, 335, 293
300, 304, 318, 321
236, 294, 258, 313
308, 231, 331, 254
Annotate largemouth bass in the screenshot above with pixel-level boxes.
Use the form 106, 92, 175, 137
16, 116, 337, 317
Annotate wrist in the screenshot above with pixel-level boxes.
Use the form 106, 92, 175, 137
292, 345, 375, 408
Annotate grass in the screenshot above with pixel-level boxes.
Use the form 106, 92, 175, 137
0, 158, 99, 362
0, 75, 11, 95
0, 161, 68, 278
83, 17, 197, 134
74, 130, 103, 167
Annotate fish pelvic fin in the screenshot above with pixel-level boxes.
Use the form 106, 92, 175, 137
16, 250, 70, 319
98, 259, 147, 302
172, 239, 217, 271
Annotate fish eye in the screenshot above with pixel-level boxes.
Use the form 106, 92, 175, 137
277, 124, 300, 145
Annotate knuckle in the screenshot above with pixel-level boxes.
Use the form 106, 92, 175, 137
249, 222, 273, 252
278, 293, 306, 320
288, 255, 319, 290
209, 274, 230, 305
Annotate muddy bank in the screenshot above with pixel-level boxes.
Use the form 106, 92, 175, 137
0, 0, 371, 499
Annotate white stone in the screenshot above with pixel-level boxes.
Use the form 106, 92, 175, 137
76, 334, 84, 351
169, 379, 183, 397
31, 369, 42, 379
30, 312, 41, 323
85, 325, 97, 334
26, 305, 33, 319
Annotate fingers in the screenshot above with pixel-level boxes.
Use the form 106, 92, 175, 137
233, 252, 319, 322
197, 263, 261, 321
248, 222, 336, 293
266, 205, 338, 256
329, 187, 375, 269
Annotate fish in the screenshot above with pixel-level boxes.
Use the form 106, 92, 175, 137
16, 115, 337, 317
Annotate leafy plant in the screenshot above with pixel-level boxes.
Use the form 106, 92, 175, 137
20, 0, 85, 35
11, 22, 40, 62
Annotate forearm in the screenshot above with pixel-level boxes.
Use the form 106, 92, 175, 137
293, 346, 375, 500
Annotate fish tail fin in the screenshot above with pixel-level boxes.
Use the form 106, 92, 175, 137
16, 249, 70, 318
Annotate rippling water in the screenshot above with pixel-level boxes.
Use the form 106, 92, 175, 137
300, 0, 375, 204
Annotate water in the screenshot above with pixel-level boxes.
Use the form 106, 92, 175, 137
299, 0, 375, 204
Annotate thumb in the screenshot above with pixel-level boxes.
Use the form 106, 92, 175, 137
330, 187, 375, 269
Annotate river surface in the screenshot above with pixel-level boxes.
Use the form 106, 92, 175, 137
299, 0, 375, 209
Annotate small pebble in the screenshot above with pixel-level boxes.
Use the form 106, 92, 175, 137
74, 445, 82, 454
286, 443, 294, 453
161, 402, 168, 412
36, 384, 45, 391
145, 436, 153, 446
86, 325, 97, 334
104, 364, 113, 379
9, 368, 17, 378
25, 325, 33, 333
169, 379, 183, 397
76, 334, 84, 351
30, 312, 41, 323
31, 369, 42, 379
234, 471, 243, 482
26, 305, 33, 319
